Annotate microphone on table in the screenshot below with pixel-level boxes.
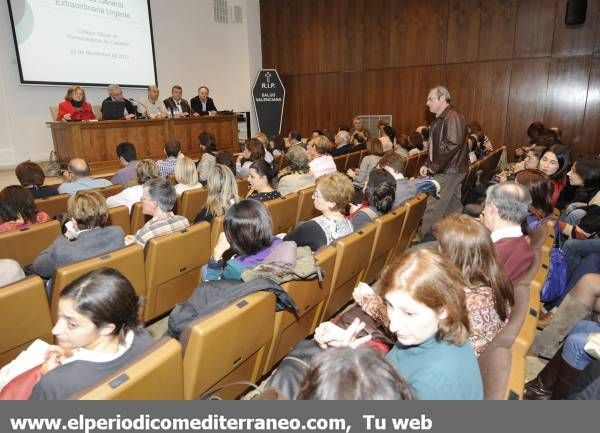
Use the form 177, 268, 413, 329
128, 98, 148, 119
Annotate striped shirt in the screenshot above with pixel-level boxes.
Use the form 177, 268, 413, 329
156, 157, 178, 177
133, 212, 189, 247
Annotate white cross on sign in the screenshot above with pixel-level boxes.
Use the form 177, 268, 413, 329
265, 72, 271, 84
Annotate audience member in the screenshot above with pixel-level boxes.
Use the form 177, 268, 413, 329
480, 182, 534, 283
277, 146, 314, 196
194, 165, 239, 224
29, 268, 153, 400
0, 259, 25, 287
0, 186, 51, 232
32, 192, 124, 279
101, 84, 136, 120
331, 131, 353, 157
437, 214, 514, 356
197, 132, 218, 183
315, 249, 483, 400
538, 144, 572, 208
58, 158, 112, 195
349, 116, 370, 146
349, 169, 396, 230
236, 138, 265, 178
468, 121, 493, 152
255, 132, 274, 163
174, 157, 202, 196
190, 85, 217, 116
307, 136, 336, 178
289, 131, 303, 148
155, 140, 181, 177
419, 86, 469, 238
136, 85, 168, 119
216, 151, 237, 177
297, 348, 413, 400
107, 160, 160, 211
271, 134, 287, 157
111, 142, 138, 186
284, 172, 354, 252
204, 200, 282, 280
347, 138, 384, 189
129, 178, 189, 247
56, 85, 95, 122
15, 161, 59, 199
514, 169, 554, 232
247, 159, 281, 202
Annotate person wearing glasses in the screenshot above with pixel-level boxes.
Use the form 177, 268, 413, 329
284, 172, 354, 252
57, 158, 112, 195
101, 84, 137, 120
419, 86, 469, 240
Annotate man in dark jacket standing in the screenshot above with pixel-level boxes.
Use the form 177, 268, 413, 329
419, 86, 468, 238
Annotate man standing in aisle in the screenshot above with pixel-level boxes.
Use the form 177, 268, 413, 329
419, 86, 468, 239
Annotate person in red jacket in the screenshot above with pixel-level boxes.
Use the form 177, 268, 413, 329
56, 85, 96, 121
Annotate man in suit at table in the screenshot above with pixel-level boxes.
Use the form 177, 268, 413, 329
101, 84, 137, 120
163, 85, 191, 117
191, 86, 217, 116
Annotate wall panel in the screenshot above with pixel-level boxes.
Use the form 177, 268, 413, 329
478, 0, 518, 61
552, 0, 599, 56
514, 0, 556, 58
447, 0, 481, 64
581, 56, 600, 156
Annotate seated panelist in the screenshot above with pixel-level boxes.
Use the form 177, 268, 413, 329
136, 85, 168, 119
191, 86, 217, 116
163, 85, 191, 117
56, 85, 96, 121
101, 84, 137, 120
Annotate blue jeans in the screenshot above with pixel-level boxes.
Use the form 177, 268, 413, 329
562, 320, 600, 370
563, 239, 600, 279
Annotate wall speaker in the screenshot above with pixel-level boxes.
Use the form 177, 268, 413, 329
565, 0, 587, 25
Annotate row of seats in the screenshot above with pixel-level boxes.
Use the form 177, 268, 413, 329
0, 193, 429, 399
331, 149, 429, 178
461, 147, 505, 204
478, 219, 554, 399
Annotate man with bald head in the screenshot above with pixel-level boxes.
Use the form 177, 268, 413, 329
58, 158, 112, 195
137, 85, 168, 119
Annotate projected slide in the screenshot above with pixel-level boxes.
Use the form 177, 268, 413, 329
8, 0, 157, 87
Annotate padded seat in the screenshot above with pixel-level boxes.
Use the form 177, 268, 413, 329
322, 223, 377, 320
237, 179, 250, 198
181, 291, 276, 400
461, 160, 480, 204
295, 187, 319, 225
210, 215, 225, 250
415, 151, 429, 173
261, 246, 337, 374
34, 194, 70, 218
130, 202, 151, 235
88, 184, 124, 199
346, 151, 361, 170
51, 245, 146, 321
333, 155, 347, 172
108, 206, 131, 235
0, 220, 61, 267
143, 222, 211, 322
265, 193, 299, 234
392, 193, 427, 257
175, 188, 208, 223
403, 154, 419, 178
0, 276, 53, 368
362, 206, 407, 284
478, 345, 524, 400
72, 338, 183, 400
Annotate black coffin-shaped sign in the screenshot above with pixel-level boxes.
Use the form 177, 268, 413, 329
252, 69, 285, 138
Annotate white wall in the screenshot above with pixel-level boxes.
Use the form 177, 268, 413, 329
0, 0, 262, 168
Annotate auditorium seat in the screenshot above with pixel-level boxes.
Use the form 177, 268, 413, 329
295, 187, 319, 225
362, 206, 407, 284
107, 206, 131, 235
88, 184, 124, 199
130, 202, 151, 234
181, 292, 276, 400
143, 222, 211, 322
478, 147, 505, 186
49, 106, 58, 120
0, 220, 61, 267
393, 193, 427, 257
261, 246, 337, 375
358, 150, 367, 165
478, 345, 524, 400
322, 223, 377, 321
237, 179, 250, 198
333, 155, 347, 172
0, 276, 53, 368
34, 194, 70, 219
461, 160, 480, 204
265, 193, 299, 235
346, 151, 361, 170
415, 151, 429, 174
51, 245, 146, 321
72, 338, 183, 400
402, 154, 419, 178
210, 215, 225, 250
175, 188, 208, 223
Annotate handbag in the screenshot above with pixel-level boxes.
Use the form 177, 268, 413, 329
541, 226, 569, 303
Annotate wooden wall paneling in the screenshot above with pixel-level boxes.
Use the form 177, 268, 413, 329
445, 63, 478, 122
505, 58, 551, 153
281, 75, 299, 135
259, 0, 277, 68
339, 0, 365, 72
552, 0, 599, 56
474, 61, 512, 147
594, 0, 600, 55
478, 0, 518, 61
278, 0, 298, 75
340, 72, 365, 122
446, 0, 481, 64
544, 55, 593, 149
513, 0, 556, 58
364, 69, 395, 121
363, 0, 391, 69
390, 0, 448, 67
581, 56, 600, 156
